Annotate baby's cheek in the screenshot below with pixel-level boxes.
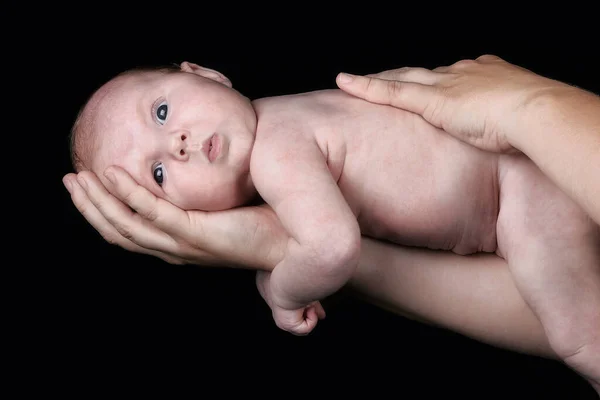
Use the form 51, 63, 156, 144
164, 191, 196, 211
168, 168, 252, 212
166, 184, 213, 212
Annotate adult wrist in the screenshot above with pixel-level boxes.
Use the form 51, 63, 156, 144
510, 84, 571, 154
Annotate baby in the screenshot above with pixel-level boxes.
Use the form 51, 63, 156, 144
70, 61, 599, 366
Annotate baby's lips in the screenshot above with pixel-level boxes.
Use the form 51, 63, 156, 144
208, 134, 221, 162
202, 134, 214, 160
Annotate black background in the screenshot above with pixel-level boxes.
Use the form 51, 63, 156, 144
32, 11, 599, 398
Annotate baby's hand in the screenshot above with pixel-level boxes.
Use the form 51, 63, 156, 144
271, 302, 325, 336
256, 271, 326, 336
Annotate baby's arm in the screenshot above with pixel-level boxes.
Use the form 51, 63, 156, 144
252, 129, 361, 335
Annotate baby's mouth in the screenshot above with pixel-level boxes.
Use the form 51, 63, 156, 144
208, 134, 221, 162
202, 134, 221, 162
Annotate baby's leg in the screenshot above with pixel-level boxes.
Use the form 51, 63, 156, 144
496, 154, 600, 389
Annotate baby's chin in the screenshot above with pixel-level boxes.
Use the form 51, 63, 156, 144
176, 189, 256, 212
178, 198, 247, 212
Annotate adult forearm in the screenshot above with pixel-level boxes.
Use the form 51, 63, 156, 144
348, 238, 556, 359
515, 86, 600, 225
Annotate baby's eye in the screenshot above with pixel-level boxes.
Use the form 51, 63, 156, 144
154, 100, 168, 125
153, 162, 165, 186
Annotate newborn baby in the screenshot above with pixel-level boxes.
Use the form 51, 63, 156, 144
70, 62, 599, 373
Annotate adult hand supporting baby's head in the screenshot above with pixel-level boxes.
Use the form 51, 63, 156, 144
62, 166, 288, 271
335, 54, 564, 154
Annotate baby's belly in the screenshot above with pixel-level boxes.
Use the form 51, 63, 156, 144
350, 153, 501, 255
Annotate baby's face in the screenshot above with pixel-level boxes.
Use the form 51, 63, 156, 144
90, 68, 257, 211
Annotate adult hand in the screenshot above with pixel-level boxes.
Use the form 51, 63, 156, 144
337, 54, 600, 230
336, 54, 570, 153
62, 166, 288, 270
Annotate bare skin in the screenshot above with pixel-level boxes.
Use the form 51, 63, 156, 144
249, 89, 599, 372
67, 57, 599, 392
335, 54, 600, 226
250, 90, 504, 334
335, 54, 600, 394
64, 167, 554, 359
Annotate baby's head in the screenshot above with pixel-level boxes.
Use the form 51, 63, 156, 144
70, 61, 258, 211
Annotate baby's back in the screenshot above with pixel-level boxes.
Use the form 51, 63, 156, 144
254, 89, 501, 254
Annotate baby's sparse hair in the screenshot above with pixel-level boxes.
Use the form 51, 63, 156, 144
69, 63, 182, 173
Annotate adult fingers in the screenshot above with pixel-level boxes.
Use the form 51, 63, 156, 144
100, 166, 198, 241
476, 54, 504, 63
65, 173, 135, 250
74, 170, 180, 255
63, 174, 182, 264
336, 72, 439, 117
365, 66, 445, 85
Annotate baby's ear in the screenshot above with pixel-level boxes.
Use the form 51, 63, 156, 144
180, 61, 232, 87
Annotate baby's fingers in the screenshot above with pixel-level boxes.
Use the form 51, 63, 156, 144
311, 302, 326, 320
273, 307, 315, 336
301, 307, 320, 333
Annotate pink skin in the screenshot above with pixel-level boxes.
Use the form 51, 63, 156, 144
88, 62, 258, 211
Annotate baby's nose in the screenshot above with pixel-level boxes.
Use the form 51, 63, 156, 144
170, 132, 189, 161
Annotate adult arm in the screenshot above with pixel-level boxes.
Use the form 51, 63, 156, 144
63, 167, 554, 359
350, 239, 553, 358
335, 55, 600, 225
63, 168, 288, 271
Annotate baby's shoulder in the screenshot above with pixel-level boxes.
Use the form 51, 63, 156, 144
251, 95, 333, 172
254, 93, 329, 141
